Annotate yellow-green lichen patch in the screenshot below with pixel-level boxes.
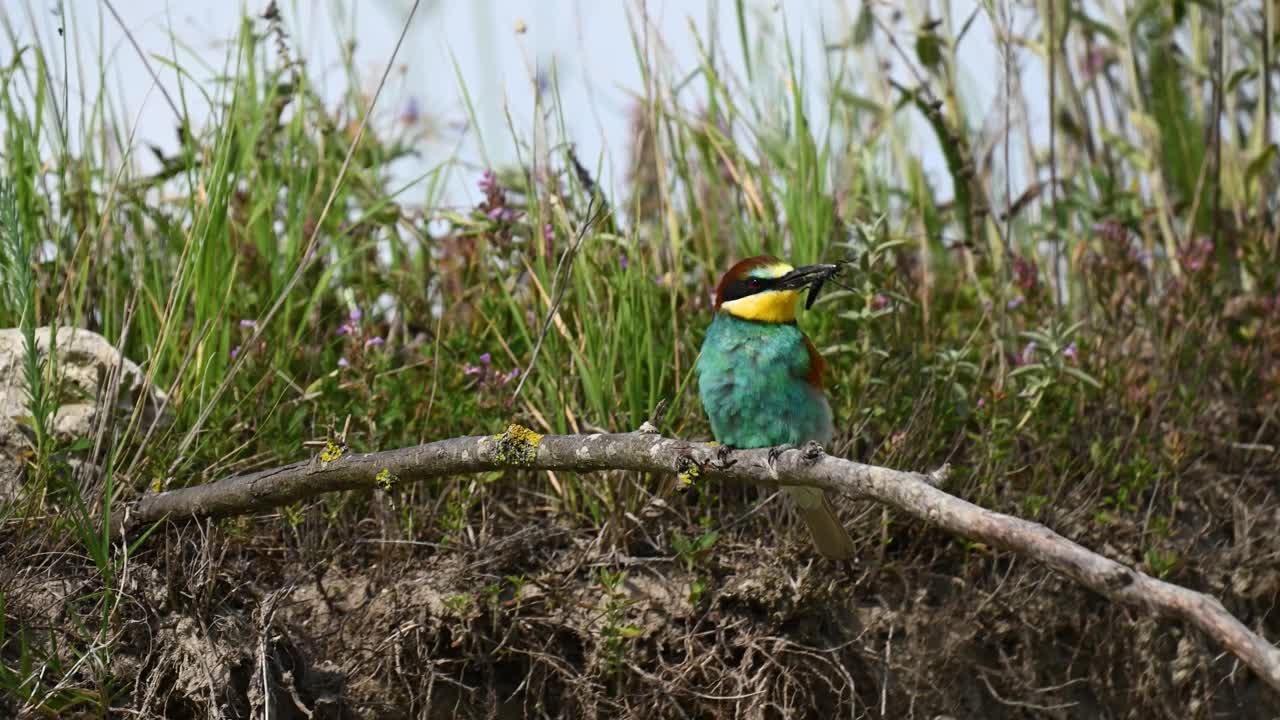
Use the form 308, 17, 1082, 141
676, 456, 700, 488
320, 441, 345, 464
493, 423, 544, 467
374, 468, 396, 490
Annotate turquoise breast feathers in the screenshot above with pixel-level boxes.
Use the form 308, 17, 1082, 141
696, 313, 833, 449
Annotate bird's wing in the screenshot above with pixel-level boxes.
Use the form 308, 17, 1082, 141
799, 334, 827, 388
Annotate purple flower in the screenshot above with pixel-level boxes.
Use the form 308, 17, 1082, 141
619, 255, 629, 270
337, 357, 350, 368
534, 67, 551, 98
486, 206, 519, 223
239, 319, 257, 328
479, 352, 492, 365
1180, 237, 1214, 274
976, 397, 986, 409
1063, 342, 1078, 361
543, 223, 554, 244
478, 170, 498, 194
365, 336, 385, 348
401, 96, 420, 125
1093, 219, 1128, 246
1016, 341, 1038, 367
870, 294, 890, 311
336, 307, 363, 336
1012, 253, 1038, 292
1129, 247, 1152, 265
1081, 47, 1110, 83
1007, 295, 1025, 310
463, 364, 483, 376
230, 345, 241, 359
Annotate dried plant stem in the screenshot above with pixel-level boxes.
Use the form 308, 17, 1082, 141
116, 431, 1280, 694
1048, 0, 1063, 307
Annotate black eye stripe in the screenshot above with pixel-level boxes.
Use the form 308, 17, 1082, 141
722, 275, 777, 302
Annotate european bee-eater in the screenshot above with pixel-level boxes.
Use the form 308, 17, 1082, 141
696, 256, 856, 560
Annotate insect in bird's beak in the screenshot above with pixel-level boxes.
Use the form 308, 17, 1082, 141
774, 264, 842, 310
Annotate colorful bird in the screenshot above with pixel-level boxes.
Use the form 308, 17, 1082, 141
696, 256, 855, 560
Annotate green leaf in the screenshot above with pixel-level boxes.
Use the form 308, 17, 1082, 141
1073, 10, 1122, 43
851, 3, 874, 46
1047, 0, 1071, 47
1226, 67, 1257, 94
1101, 130, 1152, 172
1008, 363, 1046, 378
1062, 366, 1102, 389
833, 90, 883, 115
810, 289, 855, 307
956, 5, 982, 45
915, 32, 943, 70
1245, 144, 1278, 189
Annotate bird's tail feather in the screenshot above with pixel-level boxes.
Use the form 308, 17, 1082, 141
784, 485, 855, 560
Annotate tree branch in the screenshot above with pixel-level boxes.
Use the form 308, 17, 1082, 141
117, 428, 1280, 693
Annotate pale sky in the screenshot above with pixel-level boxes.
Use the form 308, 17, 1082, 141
4, 0, 1051, 211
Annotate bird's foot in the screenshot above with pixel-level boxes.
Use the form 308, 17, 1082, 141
766, 443, 797, 468
767, 441, 825, 478
765, 443, 798, 480
799, 440, 826, 466
710, 443, 737, 470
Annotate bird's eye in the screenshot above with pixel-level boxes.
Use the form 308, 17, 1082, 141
747, 277, 762, 289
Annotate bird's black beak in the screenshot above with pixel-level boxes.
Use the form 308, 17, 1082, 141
776, 264, 840, 310
776, 264, 839, 292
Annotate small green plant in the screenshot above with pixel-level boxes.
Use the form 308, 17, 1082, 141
1009, 320, 1099, 430
504, 574, 529, 606
1022, 493, 1049, 518
671, 523, 719, 605
0, 178, 56, 487
596, 568, 641, 673
444, 594, 474, 617
282, 502, 305, 530
671, 526, 719, 571
1144, 548, 1180, 579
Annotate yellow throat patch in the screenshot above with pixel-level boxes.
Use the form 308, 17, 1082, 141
719, 262, 800, 323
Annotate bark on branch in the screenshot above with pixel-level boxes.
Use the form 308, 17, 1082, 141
117, 427, 1280, 693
